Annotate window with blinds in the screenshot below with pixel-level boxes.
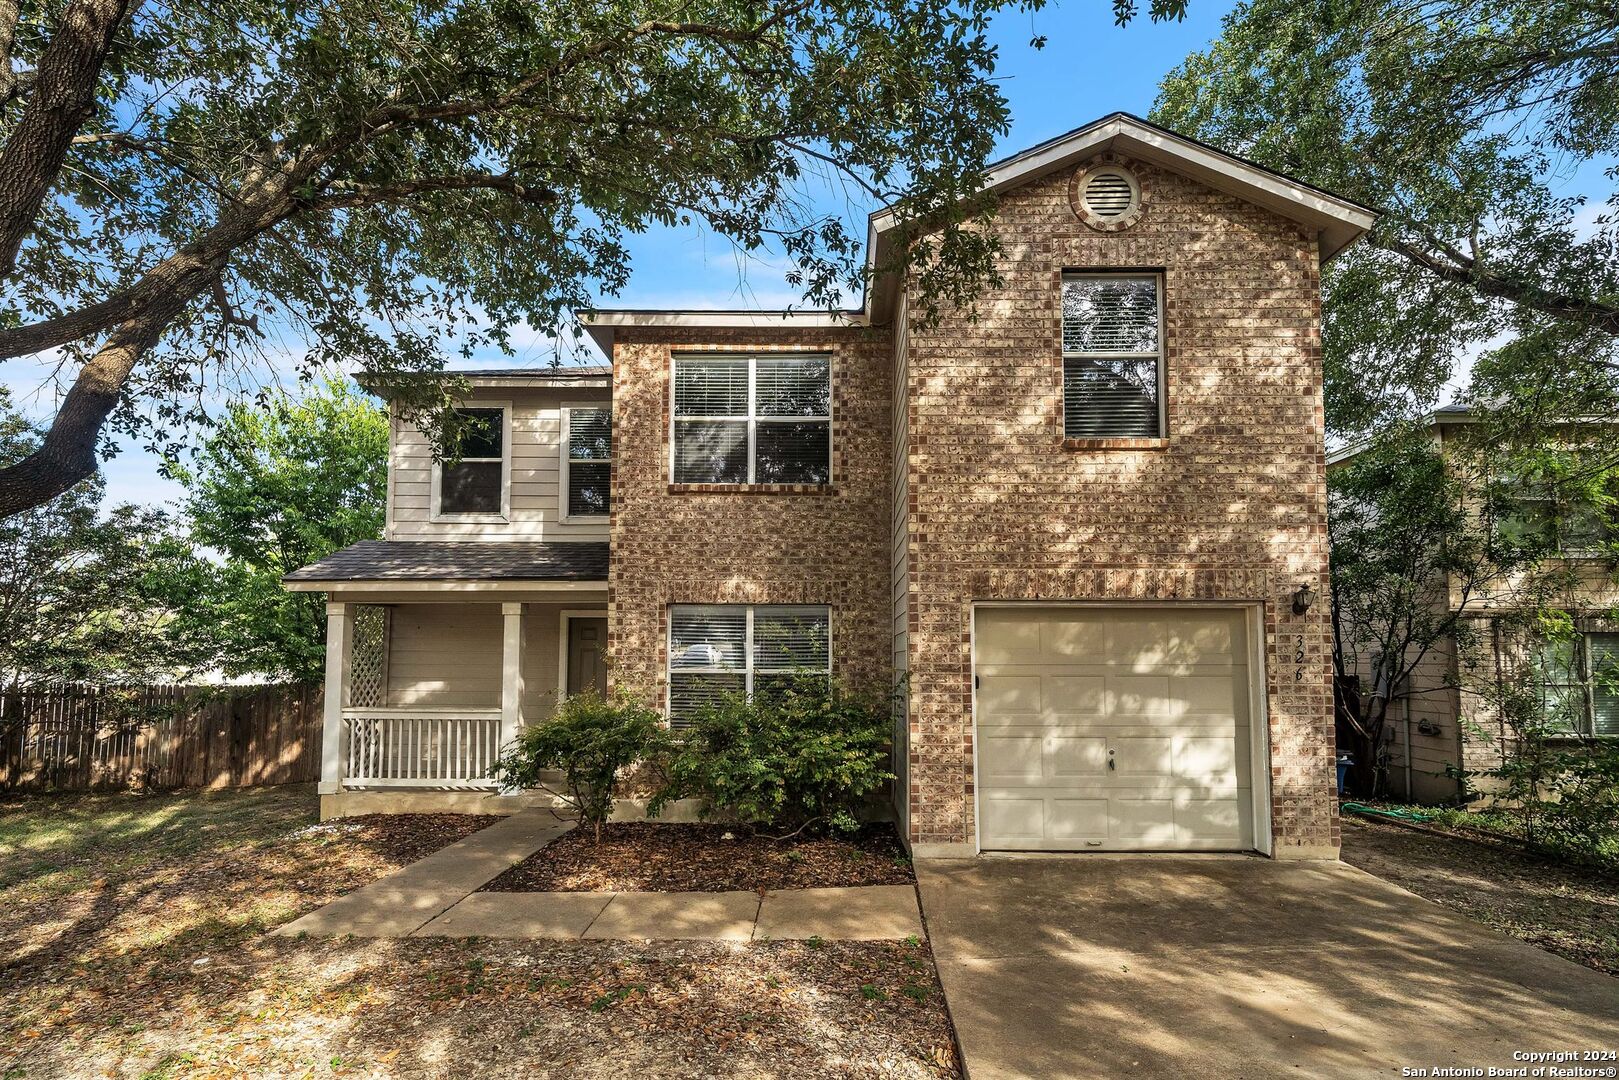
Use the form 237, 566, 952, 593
672, 355, 831, 484
437, 407, 505, 515
563, 405, 611, 518
1533, 632, 1619, 737
1061, 273, 1163, 438
667, 604, 831, 725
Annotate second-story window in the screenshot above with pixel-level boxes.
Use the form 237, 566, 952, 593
562, 405, 612, 519
672, 355, 831, 485
437, 406, 506, 516
1061, 272, 1163, 438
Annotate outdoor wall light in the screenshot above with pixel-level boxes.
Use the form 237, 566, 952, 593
1292, 583, 1317, 615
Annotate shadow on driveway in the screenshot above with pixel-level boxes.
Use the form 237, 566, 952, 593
917, 856, 1619, 1079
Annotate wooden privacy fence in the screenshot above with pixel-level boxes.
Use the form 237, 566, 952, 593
0, 683, 324, 793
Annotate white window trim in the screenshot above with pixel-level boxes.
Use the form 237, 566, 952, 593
669, 353, 833, 485
556, 608, 610, 702
430, 400, 513, 523
1542, 631, 1619, 739
559, 401, 612, 524
665, 603, 834, 723
1061, 271, 1166, 439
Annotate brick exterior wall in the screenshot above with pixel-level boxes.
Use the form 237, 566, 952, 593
899, 158, 1338, 857
606, 153, 1340, 858
607, 328, 893, 710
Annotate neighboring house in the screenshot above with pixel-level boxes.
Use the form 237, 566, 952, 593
285, 112, 1376, 859
1329, 405, 1619, 804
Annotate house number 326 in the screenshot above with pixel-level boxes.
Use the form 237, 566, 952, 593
1293, 637, 1306, 682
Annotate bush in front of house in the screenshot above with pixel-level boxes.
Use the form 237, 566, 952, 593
490, 689, 669, 843
651, 675, 897, 836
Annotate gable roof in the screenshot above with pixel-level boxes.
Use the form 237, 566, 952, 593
582, 111, 1378, 351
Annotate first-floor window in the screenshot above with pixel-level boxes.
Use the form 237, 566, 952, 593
1533, 632, 1619, 737
667, 604, 831, 725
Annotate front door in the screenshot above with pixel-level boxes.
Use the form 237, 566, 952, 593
566, 617, 609, 697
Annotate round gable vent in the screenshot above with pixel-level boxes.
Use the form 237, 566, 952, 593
1070, 161, 1146, 231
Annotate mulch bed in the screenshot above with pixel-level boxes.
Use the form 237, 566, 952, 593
483, 821, 914, 893
291, 811, 503, 866
1341, 815, 1619, 976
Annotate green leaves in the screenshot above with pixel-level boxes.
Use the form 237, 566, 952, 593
160, 378, 387, 682
1153, 0, 1619, 441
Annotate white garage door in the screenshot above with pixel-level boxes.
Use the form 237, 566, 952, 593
975, 606, 1254, 851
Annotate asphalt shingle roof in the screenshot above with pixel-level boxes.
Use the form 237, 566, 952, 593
284, 541, 609, 583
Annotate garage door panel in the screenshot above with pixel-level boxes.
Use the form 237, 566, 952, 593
1046, 675, 1106, 716
981, 796, 1046, 842
1048, 799, 1109, 841
976, 606, 1255, 852
1111, 798, 1178, 842
1041, 616, 1108, 660
974, 614, 1043, 664
1050, 736, 1108, 777
1175, 736, 1238, 780
977, 674, 1042, 715
979, 734, 1044, 782
1110, 736, 1173, 777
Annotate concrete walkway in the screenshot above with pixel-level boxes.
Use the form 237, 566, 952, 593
416, 884, 922, 941
917, 856, 1619, 1080
275, 807, 923, 941
276, 808, 574, 938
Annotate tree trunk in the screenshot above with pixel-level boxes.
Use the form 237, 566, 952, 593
0, 0, 139, 276
0, 300, 179, 517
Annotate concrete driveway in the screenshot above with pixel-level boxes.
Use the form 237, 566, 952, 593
916, 856, 1619, 1079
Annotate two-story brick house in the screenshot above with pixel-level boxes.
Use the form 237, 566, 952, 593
286, 113, 1375, 859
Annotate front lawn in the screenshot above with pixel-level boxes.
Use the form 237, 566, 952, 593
1341, 812, 1619, 976
483, 821, 914, 893
0, 785, 958, 1078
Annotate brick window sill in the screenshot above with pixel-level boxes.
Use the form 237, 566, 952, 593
667, 483, 837, 496
1062, 437, 1170, 451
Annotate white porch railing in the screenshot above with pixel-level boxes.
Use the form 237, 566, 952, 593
341, 708, 503, 788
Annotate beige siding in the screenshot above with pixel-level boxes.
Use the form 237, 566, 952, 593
381, 600, 606, 717
386, 603, 502, 707
890, 294, 911, 831
387, 388, 610, 542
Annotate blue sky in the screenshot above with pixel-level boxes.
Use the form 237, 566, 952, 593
4, 1, 1609, 507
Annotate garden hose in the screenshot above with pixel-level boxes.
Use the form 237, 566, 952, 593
1341, 802, 1438, 823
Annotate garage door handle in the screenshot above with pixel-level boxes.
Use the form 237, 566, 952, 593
1107, 753, 1115, 772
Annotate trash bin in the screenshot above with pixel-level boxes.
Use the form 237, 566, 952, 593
1336, 753, 1353, 796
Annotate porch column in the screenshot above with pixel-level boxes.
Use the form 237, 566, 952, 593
501, 602, 527, 750
319, 601, 352, 795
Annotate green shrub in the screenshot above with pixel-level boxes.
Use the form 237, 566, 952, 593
490, 689, 668, 842
651, 675, 896, 835
1537, 747, 1619, 862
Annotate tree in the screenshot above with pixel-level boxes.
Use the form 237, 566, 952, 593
162, 378, 386, 682
1327, 430, 1551, 795
0, 0, 1069, 519
0, 387, 180, 690
1152, 0, 1619, 440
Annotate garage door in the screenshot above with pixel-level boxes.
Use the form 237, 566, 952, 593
975, 606, 1254, 851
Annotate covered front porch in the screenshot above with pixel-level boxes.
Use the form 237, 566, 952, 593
282, 541, 609, 817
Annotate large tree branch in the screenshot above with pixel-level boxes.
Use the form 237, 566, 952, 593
1380, 234, 1619, 336
0, 293, 196, 517
0, 0, 138, 276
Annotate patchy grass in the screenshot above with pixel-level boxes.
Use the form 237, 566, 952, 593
1341, 813, 1619, 976
484, 821, 914, 893
0, 786, 958, 1078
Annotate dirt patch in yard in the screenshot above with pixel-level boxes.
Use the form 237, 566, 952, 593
0, 787, 957, 1078
1341, 814, 1619, 976
482, 821, 915, 893
293, 810, 503, 865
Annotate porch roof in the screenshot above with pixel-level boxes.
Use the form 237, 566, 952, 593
283, 541, 609, 590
